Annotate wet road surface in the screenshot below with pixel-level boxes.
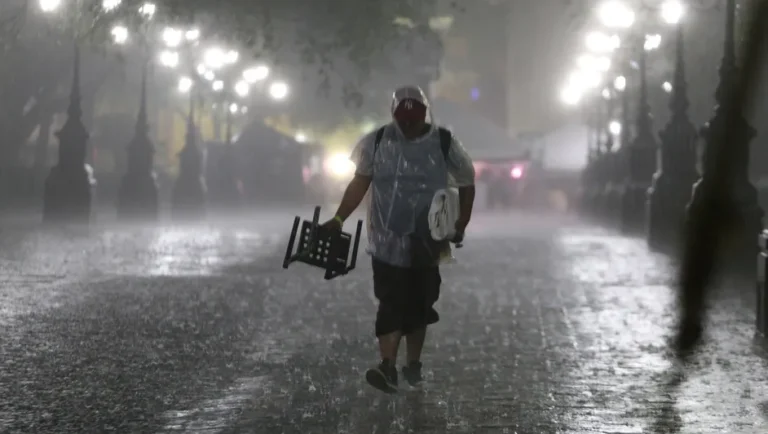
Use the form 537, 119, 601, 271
1, 210, 767, 433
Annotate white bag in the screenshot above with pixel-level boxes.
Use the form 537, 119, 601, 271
428, 187, 460, 241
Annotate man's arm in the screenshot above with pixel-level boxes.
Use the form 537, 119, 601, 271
329, 130, 377, 224
446, 135, 476, 232
457, 185, 475, 229
333, 174, 371, 221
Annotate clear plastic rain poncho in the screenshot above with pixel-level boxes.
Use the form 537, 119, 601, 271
350, 86, 475, 268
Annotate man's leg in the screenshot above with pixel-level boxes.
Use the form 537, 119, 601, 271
405, 327, 427, 363
378, 331, 403, 362
401, 265, 440, 387
366, 260, 407, 393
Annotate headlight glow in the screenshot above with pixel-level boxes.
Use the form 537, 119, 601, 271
325, 153, 356, 178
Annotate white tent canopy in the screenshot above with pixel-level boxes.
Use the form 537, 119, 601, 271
430, 98, 527, 160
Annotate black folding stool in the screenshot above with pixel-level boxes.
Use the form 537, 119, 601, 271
282, 206, 364, 280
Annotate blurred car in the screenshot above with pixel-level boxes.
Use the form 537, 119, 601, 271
474, 158, 531, 209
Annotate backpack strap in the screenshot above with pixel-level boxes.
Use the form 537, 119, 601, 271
438, 127, 452, 160
373, 126, 387, 155
373, 125, 452, 160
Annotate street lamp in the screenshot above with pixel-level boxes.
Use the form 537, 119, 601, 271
609, 120, 622, 136
560, 86, 582, 106
598, 1, 635, 28
614, 75, 626, 91
102, 0, 121, 11
159, 50, 180, 68
269, 81, 289, 100
586, 31, 621, 53
178, 76, 193, 93
38, 0, 61, 12
243, 65, 270, 83
111, 25, 129, 44
660, 0, 684, 25
162, 27, 183, 48
685, 0, 762, 270
185, 29, 200, 41
234, 80, 250, 98
204, 47, 227, 70
226, 50, 240, 64
138, 2, 156, 18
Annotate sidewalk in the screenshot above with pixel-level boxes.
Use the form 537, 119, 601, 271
222, 214, 768, 433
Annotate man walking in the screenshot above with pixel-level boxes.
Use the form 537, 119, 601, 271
324, 86, 476, 393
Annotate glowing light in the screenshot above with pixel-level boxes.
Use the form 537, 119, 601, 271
560, 86, 582, 106
609, 120, 622, 135
212, 80, 224, 91
229, 103, 239, 114
139, 2, 156, 18
39, 0, 61, 12
585, 31, 620, 53
185, 29, 200, 41
102, 0, 122, 11
243, 66, 270, 83
602, 88, 611, 99
661, 0, 685, 25
511, 166, 523, 179
204, 47, 226, 69
178, 77, 193, 93
159, 50, 179, 68
295, 132, 307, 143
269, 81, 289, 100
226, 50, 240, 64
614, 75, 627, 91
111, 26, 129, 45
662, 81, 673, 93
204, 71, 215, 81
162, 27, 183, 48
597, 1, 635, 28
325, 153, 356, 178
234, 80, 250, 97
196, 64, 207, 75
644, 33, 662, 51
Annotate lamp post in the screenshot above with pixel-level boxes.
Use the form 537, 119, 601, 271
117, 10, 161, 221
171, 82, 207, 219
205, 55, 252, 209
646, 1, 699, 250
620, 33, 660, 234
581, 98, 601, 215
43, 42, 93, 223
39, 0, 147, 223
169, 39, 208, 220
40, 0, 93, 223
687, 0, 763, 272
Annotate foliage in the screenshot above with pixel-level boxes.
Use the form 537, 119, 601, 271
0, 0, 448, 164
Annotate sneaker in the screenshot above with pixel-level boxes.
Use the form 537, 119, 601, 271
365, 360, 398, 393
401, 361, 423, 388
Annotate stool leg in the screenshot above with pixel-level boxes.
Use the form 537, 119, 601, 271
348, 220, 363, 272
283, 216, 301, 268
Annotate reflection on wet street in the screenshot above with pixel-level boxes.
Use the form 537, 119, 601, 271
0, 211, 766, 433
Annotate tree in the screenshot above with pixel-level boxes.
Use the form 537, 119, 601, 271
0, 0, 445, 165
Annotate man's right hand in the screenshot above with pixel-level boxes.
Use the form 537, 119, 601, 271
321, 216, 343, 232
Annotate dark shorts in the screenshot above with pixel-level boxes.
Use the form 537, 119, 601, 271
372, 259, 441, 337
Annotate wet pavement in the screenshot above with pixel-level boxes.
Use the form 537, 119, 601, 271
1, 210, 767, 433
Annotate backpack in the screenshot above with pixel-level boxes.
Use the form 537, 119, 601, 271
373, 125, 452, 160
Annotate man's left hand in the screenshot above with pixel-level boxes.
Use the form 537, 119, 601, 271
453, 218, 469, 244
